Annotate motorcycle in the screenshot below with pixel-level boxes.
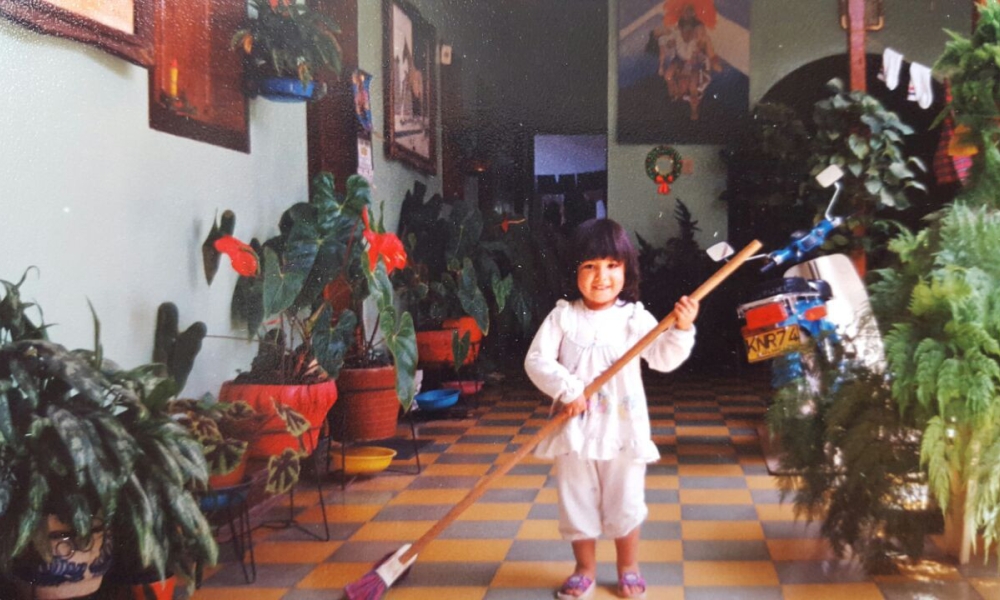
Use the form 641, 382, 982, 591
709, 164, 885, 395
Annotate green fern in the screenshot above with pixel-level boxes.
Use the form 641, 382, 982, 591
772, 353, 932, 572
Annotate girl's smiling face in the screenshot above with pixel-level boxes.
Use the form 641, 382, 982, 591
577, 257, 625, 310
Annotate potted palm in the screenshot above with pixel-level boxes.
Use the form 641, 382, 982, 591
207, 172, 417, 446
231, 0, 342, 101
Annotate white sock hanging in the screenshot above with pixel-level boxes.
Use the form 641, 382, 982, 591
877, 47, 904, 90
907, 62, 933, 109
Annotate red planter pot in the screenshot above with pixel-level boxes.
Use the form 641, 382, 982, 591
218, 379, 338, 458
328, 366, 400, 442
416, 316, 482, 368
123, 577, 175, 600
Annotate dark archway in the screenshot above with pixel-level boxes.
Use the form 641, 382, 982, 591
760, 52, 957, 223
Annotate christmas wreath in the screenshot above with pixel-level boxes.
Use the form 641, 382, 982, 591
645, 146, 682, 194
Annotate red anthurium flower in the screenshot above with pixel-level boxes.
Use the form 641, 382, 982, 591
214, 235, 259, 277
361, 208, 408, 274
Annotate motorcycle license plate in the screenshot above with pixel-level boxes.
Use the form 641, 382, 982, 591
743, 324, 802, 363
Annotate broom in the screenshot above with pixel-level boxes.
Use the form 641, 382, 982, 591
342, 239, 763, 600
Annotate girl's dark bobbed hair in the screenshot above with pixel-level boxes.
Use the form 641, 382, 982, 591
568, 218, 641, 303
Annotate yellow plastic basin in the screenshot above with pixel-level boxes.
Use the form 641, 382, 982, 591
330, 446, 397, 475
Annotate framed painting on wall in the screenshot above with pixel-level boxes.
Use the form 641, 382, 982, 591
617, 0, 750, 144
0, 0, 153, 66
383, 0, 436, 174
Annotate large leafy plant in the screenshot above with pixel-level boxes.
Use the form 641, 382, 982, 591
866, 0, 1000, 564
396, 185, 518, 337
208, 172, 417, 410
0, 272, 217, 584
810, 78, 927, 256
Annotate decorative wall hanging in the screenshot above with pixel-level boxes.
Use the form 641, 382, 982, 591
384, 0, 437, 174
645, 145, 682, 194
617, 0, 750, 143
352, 69, 374, 135
148, 0, 249, 153
0, 0, 154, 66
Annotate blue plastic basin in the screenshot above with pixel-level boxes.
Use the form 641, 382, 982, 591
415, 388, 460, 411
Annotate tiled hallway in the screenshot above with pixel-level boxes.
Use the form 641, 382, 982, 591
192, 375, 1000, 600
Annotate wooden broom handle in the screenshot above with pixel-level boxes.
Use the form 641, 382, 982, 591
400, 240, 763, 562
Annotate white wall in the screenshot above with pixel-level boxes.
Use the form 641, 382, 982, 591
0, 20, 309, 398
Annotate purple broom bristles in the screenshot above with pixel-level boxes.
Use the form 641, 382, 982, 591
342, 570, 388, 600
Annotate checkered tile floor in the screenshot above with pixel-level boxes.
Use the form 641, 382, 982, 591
192, 375, 1000, 600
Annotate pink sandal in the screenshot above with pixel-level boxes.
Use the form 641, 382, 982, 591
556, 573, 595, 599
618, 572, 646, 599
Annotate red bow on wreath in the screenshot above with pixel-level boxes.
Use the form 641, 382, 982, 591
654, 174, 675, 195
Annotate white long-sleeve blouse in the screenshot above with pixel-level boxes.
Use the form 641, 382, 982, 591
524, 299, 695, 462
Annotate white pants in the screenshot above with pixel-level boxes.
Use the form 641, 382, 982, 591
555, 453, 648, 540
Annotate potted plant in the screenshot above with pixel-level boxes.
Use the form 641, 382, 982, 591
0, 272, 217, 599
207, 172, 417, 446
231, 0, 342, 102
866, 0, 1000, 565
809, 77, 928, 275
395, 184, 522, 369
167, 396, 310, 496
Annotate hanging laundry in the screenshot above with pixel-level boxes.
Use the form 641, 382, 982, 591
877, 47, 904, 90
907, 62, 934, 109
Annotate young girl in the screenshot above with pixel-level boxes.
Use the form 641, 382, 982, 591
524, 218, 699, 599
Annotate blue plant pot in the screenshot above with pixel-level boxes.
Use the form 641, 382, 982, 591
258, 77, 315, 102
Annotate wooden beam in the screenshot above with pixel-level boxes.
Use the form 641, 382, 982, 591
848, 0, 867, 92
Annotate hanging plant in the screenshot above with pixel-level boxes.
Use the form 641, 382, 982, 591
645, 146, 683, 194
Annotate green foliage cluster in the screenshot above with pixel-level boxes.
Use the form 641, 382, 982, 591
396, 184, 524, 338
863, 0, 1000, 564
722, 83, 927, 261
636, 199, 732, 371
637, 199, 707, 314
232, 0, 342, 88
218, 173, 417, 410
769, 355, 935, 573
167, 396, 309, 496
870, 202, 1000, 558
0, 272, 217, 584
810, 79, 927, 257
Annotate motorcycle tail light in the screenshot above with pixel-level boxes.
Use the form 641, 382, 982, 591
744, 303, 788, 330
803, 306, 828, 321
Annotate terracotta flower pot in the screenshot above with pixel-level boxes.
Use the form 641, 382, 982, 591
218, 379, 338, 458
416, 316, 482, 368
328, 366, 400, 441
